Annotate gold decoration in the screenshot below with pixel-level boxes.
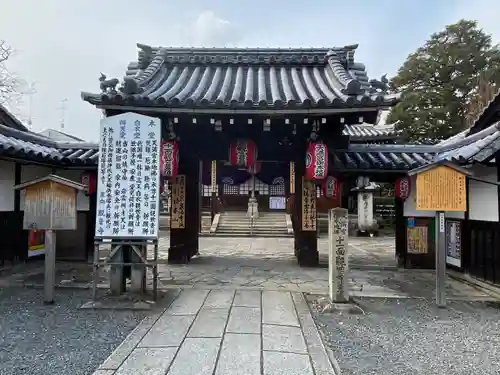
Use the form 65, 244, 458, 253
290, 162, 295, 194
211, 160, 217, 193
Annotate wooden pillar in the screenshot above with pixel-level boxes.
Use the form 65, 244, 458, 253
169, 155, 199, 264
211, 160, 217, 221
293, 155, 318, 267
394, 196, 405, 267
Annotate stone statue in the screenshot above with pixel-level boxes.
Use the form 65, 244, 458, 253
99, 73, 119, 94
369, 74, 389, 93
120, 77, 144, 95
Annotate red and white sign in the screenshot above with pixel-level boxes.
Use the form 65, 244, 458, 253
395, 177, 411, 200
229, 139, 257, 168
160, 140, 179, 178
305, 142, 328, 180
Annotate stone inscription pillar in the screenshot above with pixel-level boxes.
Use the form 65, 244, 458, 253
328, 208, 349, 302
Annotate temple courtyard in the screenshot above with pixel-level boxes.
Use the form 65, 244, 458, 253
1, 236, 500, 375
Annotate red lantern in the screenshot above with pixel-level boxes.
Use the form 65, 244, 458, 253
305, 142, 328, 180
395, 177, 411, 200
80, 172, 96, 196
160, 140, 179, 179
229, 139, 257, 168
322, 176, 338, 198
247, 161, 261, 175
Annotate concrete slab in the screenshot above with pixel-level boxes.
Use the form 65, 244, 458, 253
167, 289, 209, 315
263, 351, 314, 375
203, 290, 235, 308
233, 290, 261, 307
166, 338, 220, 375
226, 306, 261, 334
262, 291, 299, 327
188, 308, 229, 338
215, 333, 261, 375
99, 313, 163, 370
139, 314, 194, 347
262, 324, 307, 354
115, 347, 177, 375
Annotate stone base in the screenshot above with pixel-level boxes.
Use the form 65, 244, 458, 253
315, 297, 365, 315
246, 198, 259, 218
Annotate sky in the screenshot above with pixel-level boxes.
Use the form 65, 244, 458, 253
1, 0, 500, 142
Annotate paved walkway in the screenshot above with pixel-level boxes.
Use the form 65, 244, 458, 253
93, 289, 335, 375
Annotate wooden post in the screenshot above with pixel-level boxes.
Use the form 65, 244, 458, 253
14, 174, 86, 303
294, 155, 318, 267
44, 230, 56, 304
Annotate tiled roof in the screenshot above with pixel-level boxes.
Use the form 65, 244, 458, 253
436, 122, 500, 163
343, 123, 398, 139
333, 144, 436, 171
82, 44, 399, 111
0, 125, 98, 165
468, 88, 500, 134
0, 104, 28, 131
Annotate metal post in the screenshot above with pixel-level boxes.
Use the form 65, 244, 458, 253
153, 240, 158, 301
436, 211, 446, 307
44, 230, 56, 304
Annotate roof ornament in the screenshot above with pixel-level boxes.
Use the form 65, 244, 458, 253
120, 77, 144, 95
369, 74, 389, 93
99, 73, 119, 94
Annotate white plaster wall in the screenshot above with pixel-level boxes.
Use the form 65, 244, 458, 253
468, 165, 498, 222
19, 165, 89, 211
403, 175, 465, 219
0, 161, 15, 211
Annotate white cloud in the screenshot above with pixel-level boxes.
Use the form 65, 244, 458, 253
190, 10, 240, 47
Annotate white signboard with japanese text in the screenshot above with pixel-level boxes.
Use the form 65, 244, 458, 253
95, 112, 161, 238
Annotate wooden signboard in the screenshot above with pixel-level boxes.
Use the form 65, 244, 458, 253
407, 226, 428, 254
301, 178, 316, 231
211, 160, 217, 193
171, 175, 186, 229
415, 165, 466, 212
15, 175, 85, 231
290, 162, 295, 194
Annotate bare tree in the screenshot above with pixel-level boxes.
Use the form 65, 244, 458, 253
0, 40, 25, 108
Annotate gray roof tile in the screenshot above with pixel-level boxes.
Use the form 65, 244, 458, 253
82, 44, 399, 110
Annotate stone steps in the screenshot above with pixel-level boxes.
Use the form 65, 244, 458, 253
215, 212, 291, 237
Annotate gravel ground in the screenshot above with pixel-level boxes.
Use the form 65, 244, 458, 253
311, 297, 500, 375
0, 287, 147, 375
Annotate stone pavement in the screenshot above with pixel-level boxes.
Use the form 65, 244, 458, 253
7, 236, 493, 301
93, 289, 336, 375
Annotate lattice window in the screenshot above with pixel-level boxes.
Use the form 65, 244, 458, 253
270, 183, 285, 196
223, 184, 240, 195
255, 179, 269, 195
202, 185, 218, 197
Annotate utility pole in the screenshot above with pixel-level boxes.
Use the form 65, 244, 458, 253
26, 82, 37, 131
58, 98, 68, 129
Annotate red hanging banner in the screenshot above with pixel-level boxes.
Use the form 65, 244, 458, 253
160, 140, 179, 179
322, 176, 338, 198
229, 139, 257, 168
395, 176, 411, 200
305, 142, 328, 180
